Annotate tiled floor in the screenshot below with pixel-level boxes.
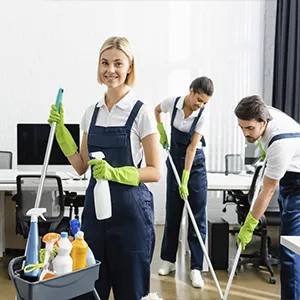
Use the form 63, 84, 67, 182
1, 225, 281, 300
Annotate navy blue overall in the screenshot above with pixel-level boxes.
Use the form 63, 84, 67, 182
161, 97, 207, 270
268, 133, 300, 300
79, 101, 155, 300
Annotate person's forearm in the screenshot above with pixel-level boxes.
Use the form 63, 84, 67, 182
139, 166, 160, 183
251, 189, 275, 220
67, 152, 89, 176
184, 144, 197, 172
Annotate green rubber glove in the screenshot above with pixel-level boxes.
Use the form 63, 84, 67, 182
48, 103, 78, 157
88, 159, 140, 186
237, 212, 259, 251
179, 170, 190, 200
157, 122, 169, 149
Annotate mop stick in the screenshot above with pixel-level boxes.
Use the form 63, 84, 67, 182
222, 160, 267, 300
34, 88, 64, 209
165, 148, 224, 299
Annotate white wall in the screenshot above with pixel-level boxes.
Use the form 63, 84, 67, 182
0, 0, 267, 224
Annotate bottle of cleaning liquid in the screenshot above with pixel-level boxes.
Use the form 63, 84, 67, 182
90, 151, 112, 220
70, 219, 96, 266
52, 232, 73, 276
71, 230, 88, 271
23, 208, 47, 281
39, 232, 60, 281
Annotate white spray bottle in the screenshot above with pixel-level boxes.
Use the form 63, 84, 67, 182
90, 151, 112, 220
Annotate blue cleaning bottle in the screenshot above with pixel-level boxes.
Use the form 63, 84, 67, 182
69, 219, 96, 266
70, 219, 80, 236
23, 208, 46, 281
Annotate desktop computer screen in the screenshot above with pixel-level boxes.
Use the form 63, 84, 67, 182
244, 141, 260, 166
17, 123, 80, 171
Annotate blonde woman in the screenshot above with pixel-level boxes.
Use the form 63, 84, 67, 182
48, 36, 160, 300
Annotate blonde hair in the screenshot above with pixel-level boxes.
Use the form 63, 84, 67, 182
97, 36, 135, 86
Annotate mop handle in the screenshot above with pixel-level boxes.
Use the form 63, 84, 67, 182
34, 88, 64, 209
222, 160, 267, 300
165, 147, 224, 299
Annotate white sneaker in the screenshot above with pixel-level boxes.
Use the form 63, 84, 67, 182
190, 269, 204, 288
158, 261, 176, 276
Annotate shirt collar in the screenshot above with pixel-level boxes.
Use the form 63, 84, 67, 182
96, 89, 135, 110
176, 96, 201, 118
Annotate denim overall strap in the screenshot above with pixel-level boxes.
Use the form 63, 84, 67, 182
189, 108, 206, 147
125, 100, 143, 127
268, 132, 300, 147
170, 97, 181, 126
90, 104, 99, 127
189, 108, 204, 135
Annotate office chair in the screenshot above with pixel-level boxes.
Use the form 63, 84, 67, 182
0, 150, 12, 169
14, 175, 70, 239
64, 191, 85, 221
224, 165, 280, 284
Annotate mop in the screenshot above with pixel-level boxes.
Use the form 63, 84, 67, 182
165, 147, 224, 299
222, 160, 267, 300
21, 88, 64, 262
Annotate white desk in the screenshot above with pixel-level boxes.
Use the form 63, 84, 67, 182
0, 170, 252, 192
0, 170, 252, 258
281, 236, 300, 255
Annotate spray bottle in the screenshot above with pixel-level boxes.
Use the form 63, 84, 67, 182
39, 232, 60, 280
90, 151, 112, 220
23, 208, 46, 281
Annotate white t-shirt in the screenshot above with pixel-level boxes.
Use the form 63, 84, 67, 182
81, 91, 156, 167
161, 96, 207, 149
260, 106, 300, 180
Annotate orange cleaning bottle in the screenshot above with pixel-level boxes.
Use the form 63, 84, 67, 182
71, 230, 88, 271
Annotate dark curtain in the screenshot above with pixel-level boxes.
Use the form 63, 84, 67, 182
272, 0, 300, 123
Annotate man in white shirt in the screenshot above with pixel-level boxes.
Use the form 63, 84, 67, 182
235, 95, 300, 300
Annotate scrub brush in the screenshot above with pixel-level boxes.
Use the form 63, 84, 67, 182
141, 293, 163, 300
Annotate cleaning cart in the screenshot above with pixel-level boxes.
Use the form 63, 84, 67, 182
9, 89, 101, 300
9, 256, 101, 300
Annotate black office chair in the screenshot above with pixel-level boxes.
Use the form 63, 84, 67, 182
14, 175, 70, 239
64, 191, 85, 221
0, 150, 12, 169
224, 165, 280, 284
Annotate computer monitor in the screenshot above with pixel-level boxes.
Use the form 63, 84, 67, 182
17, 123, 80, 172
244, 141, 260, 166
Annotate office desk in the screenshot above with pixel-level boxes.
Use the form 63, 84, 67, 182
0, 170, 252, 258
281, 236, 300, 255
0, 170, 252, 192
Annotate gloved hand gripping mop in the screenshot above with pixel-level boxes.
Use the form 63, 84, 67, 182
222, 160, 267, 300
164, 146, 224, 299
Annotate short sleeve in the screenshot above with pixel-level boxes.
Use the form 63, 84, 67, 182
195, 111, 208, 136
80, 105, 94, 134
137, 104, 157, 141
161, 97, 175, 114
265, 140, 296, 180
